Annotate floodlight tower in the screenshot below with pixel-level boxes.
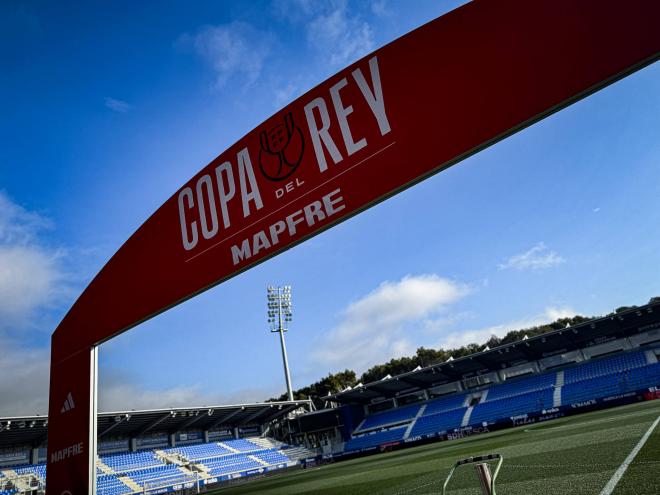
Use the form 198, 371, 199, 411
267, 285, 294, 401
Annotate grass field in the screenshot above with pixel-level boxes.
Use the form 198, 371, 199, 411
210, 399, 660, 495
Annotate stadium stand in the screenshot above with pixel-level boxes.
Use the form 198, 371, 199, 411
340, 350, 659, 452
0, 400, 313, 494
332, 303, 660, 454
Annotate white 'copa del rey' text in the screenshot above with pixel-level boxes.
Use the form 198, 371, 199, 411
177, 56, 391, 260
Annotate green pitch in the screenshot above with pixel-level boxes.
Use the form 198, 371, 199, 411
209, 399, 660, 495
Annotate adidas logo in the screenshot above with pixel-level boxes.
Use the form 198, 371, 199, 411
60, 392, 75, 414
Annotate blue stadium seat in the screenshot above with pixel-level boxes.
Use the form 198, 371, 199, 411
562, 361, 660, 405
252, 450, 290, 465
221, 438, 263, 452
201, 454, 264, 476
100, 451, 163, 473
422, 393, 468, 416
163, 442, 231, 460
470, 389, 554, 425
359, 403, 421, 430
125, 464, 194, 490
409, 408, 465, 437
13, 463, 47, 481
563, 351, 647, 384
486, 373, 556, 401
344, 426, 407, 452
96, 474, 132, 495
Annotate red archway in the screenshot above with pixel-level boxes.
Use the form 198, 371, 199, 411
46, 1, 660, 493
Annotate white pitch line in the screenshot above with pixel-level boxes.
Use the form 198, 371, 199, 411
598, 414, 660, 495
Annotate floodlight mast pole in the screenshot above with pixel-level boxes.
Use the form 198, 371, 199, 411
268, 286, 294, 401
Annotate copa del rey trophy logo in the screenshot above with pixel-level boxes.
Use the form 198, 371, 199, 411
258, 112, 305, 182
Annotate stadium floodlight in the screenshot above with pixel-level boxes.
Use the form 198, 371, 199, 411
267, 285, 295, 401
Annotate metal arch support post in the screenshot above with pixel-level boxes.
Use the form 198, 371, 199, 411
442, 453, 503, 495
89, 346, 98, 495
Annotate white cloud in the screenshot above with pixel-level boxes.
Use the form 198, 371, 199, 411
593, 207, 601, 213
98, 380, 279, 412
178, 22, 274, 88
276, 0, 375, 67
0, 192, 69, 329
307, 7, 374, 66
0, 338, 50, 416
0, 347, 281, 415
312, 274, 470, 373
498, 242, 565, 271
274, 82, 302, 109
437, 306, 577, 350
98, 367, 282, 411
371, 0, 389, 17
0, 192, 75, 416
104, 97, 131, 113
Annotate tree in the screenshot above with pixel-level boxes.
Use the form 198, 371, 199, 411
269, 370, 357, 408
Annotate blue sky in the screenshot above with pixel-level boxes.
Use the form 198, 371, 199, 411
1, 0, 658, 415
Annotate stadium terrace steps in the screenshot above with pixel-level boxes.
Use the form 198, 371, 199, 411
282, 445, 318, 462
248, 437, 285, 450
178, 465, 204, 481
218, 441, 240, 454
2, 470, 34, 493
12, 464, 46, 488
154, 449, 184, 465
96, 459, 113, 474
249, 454, 270, 467
553, 370, 564, 407
645, 349, 658, 364
164, 442, 233, 461
403, 404, 426, 439
460, 406, 473, 427
220, 438, 264, 452
117, 475, 140, 492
